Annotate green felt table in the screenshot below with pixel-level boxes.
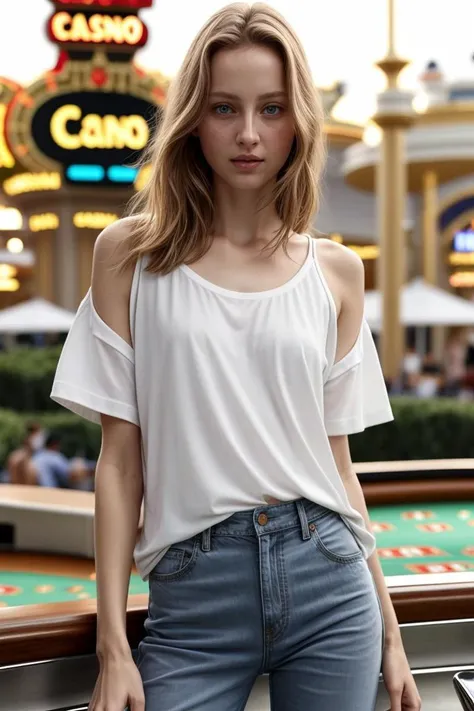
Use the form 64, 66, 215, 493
1, 500, 474, 608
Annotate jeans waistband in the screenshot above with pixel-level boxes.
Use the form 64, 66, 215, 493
200, 498, 331, 552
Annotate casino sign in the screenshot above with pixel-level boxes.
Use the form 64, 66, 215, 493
6, 60, 160, 186
0, 77, 22, 182
5, 0, 166, 187
48, 10, 148, 51
0, 0, 166, 311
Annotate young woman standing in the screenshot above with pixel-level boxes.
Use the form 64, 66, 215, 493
52, 4, 422, 710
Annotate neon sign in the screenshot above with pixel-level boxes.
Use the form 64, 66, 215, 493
29, 92, 154, 186
0, 105, 14, 170
29, 213, 60, 232
453, 229, 474, 253
3, 172, 61, 196
50, 104, 149, 150
49, 11, 147, 48
52, 0, 152, 7
449, 271, 474, 288
73, 211, 118, 228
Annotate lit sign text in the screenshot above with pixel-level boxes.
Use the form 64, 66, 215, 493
50, 11, 147, 47
453, 230, 474, 253
50, 104, 149, 150
73, 211, 118, 229
53, 0, 152, 7
29, 213, 60, 232
3, 172, 61, 196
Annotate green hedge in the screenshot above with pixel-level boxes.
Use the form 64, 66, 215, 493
350, 397, 474, 462
1, 398, 474, 469
0, 346, 62, 412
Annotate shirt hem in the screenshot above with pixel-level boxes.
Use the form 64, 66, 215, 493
325, 408, 394, 436
51, 381, 140, 427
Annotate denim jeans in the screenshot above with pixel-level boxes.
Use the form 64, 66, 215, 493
135, 498, 384, 711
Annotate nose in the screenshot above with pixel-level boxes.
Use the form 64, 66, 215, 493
236, 110, 259, 148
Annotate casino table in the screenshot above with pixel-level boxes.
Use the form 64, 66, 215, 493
1, 501, 473, 609
1, 463, 474, 711
0, 552, 148, 608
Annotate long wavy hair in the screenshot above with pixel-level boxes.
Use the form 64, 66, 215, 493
122, 2, 326, 274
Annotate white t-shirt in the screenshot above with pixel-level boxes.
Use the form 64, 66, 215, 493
51, 235, 393, 580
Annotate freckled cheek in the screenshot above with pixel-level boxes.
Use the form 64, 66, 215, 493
266, 124, 295, 163
197, 122, 231, 163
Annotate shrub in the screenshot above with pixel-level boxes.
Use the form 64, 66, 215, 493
0, 346, 62, 412
1, 397, 474, 470
0, 409, 25, 467
349, 396, 474, 462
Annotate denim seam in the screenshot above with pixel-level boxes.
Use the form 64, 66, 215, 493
259, 536, 273, 674
271, 535, 290, 643
309, 529, 364, 565
213, 511, 331, 538
149, 537, 200, 582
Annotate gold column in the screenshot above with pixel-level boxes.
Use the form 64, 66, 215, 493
34, 231, 55, 301
78, 231, 95, 301
375, 117, 409, 379
55, 202, 78, 310
422, 171, 438, 284
422, 171, 445, 360
372, 0, 413, 382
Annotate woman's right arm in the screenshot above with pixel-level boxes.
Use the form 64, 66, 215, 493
88, 222, 145, 710
94, 415, 143, 661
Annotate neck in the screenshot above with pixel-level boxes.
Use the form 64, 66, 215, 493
212, 177, 282, 247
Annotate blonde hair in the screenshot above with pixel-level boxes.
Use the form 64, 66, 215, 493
123, 2, 326, 274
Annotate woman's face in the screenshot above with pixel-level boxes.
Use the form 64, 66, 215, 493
196, 44, 295, 191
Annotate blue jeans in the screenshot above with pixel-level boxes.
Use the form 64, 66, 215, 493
135, 498, 384, 710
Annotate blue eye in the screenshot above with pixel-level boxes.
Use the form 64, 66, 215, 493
263, 105, 282, 116
214, 104, 233, 115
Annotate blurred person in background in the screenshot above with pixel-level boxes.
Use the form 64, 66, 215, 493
5, 422, 45, 486
415, 352, 443, 398
31, 432, 93, 489
444, 327, 467, 397
402, 345, 422, 393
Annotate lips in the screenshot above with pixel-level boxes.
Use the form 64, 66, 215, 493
231, 156, 263, 163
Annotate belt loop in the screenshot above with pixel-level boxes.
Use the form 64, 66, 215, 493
296, 499, 310, 540
201, 527, 211, 552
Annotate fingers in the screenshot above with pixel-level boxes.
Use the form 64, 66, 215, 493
129, 694, 145, 711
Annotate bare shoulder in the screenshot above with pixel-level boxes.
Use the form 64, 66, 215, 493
314, 237, 364, 286
91, 216, 140, 343
93, 215, 139, 266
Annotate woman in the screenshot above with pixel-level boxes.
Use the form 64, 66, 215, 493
51, 3, 421, 710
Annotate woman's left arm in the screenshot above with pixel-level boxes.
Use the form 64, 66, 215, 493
329, 435, 401, 644
320, 241, 402, 642
325, 242, 421, 711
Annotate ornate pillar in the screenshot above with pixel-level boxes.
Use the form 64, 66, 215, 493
34, 231, 55, 302
372, 0, 414, 382
422, 170, 438, 284
55, 201, 78, 310
78, 231, 95, 300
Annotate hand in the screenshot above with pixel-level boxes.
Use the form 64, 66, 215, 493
382, 640, 422, 711
88, 654, 145, 711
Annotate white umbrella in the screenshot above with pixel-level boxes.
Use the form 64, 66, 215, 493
0, 298, 75, 334
365, 278, 474, 331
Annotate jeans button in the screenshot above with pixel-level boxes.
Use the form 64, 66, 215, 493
257, 513, 269, 526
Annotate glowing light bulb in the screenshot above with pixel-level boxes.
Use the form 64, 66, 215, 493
6, 237, 24, 254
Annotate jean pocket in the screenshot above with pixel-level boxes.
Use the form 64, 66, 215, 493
149, 536, 199, 582
309, 509, 363, 564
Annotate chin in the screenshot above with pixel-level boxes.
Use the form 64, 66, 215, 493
226, 173, 270, 189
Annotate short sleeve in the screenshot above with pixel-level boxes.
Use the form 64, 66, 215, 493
323, 320, 393, 437
50, 290, 139, 426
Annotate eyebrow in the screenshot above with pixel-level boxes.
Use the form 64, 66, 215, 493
209, 91, 287, 100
